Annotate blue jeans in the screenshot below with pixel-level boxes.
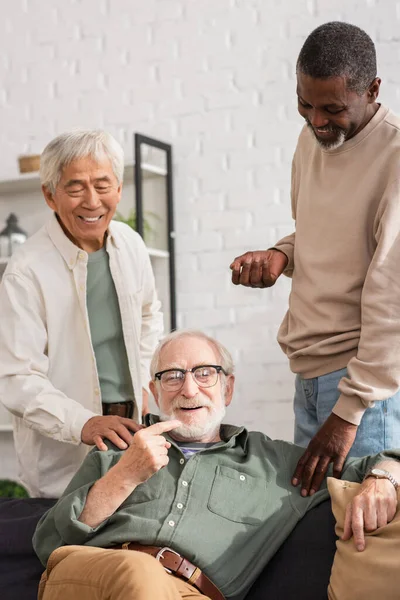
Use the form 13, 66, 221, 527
294, 367, 400, 456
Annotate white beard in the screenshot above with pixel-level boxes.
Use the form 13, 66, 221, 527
306, 120, 347, 150
314, 129, 346, 150
159, 404, 226, 441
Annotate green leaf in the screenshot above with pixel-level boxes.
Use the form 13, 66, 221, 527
113, 210, 160, 238
0, 479, 29, 497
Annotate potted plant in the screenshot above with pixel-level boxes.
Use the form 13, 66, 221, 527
113, 210, 160, 245
0, 479, 29, 498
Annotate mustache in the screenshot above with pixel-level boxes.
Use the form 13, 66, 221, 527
305, 118, 345, 134
170, 395, 214, 411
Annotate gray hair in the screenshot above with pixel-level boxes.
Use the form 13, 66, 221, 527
297, 22, 377, 95
40, 129, 124, 194
150, 329, 235, 379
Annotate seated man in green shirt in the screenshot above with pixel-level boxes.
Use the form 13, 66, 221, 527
33, 330, 400, 600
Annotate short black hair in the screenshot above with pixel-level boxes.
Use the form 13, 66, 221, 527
296, 22, 377, 95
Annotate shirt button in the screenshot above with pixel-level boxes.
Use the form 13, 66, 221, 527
240, 475, 246, 481
179, 458, 184, 465
79, 252, 85, 260
177, 503, 183, 509
94, 388, 100, 395
182, 481, 188, 487
168, 520, 175, 527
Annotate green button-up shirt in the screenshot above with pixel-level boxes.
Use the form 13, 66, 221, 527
33, 416, 399, 599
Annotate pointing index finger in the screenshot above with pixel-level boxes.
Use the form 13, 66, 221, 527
147, 420, 182, 435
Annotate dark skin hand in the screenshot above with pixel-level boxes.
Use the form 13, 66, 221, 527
230, 249, 288, 288
292, 413, 358, 496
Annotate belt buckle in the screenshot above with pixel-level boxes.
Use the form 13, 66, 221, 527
155, 546, 181, 574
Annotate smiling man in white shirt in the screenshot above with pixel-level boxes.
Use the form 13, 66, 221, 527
0, 130, 163, 497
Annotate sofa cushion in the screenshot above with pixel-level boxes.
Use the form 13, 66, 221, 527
245, 498, 336, 599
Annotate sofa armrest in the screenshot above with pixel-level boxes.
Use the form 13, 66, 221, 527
0, 498, 57, 600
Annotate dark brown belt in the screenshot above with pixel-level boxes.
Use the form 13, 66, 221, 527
113, 543, 225, 600
102, 401, 134, 419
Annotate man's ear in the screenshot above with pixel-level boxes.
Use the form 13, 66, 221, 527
367, 77, 381, 103
42, 185, 56, 211
149, 380, 159, 408
224, 375, 235, 407
115, 182, 123, 205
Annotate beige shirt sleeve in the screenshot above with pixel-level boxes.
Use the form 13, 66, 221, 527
272, 155, 298, 276
334, 177, 400, 425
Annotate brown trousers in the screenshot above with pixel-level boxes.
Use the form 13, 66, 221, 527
38, 546, 211, 600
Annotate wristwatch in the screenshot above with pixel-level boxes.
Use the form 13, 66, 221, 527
364, 468, 399, 490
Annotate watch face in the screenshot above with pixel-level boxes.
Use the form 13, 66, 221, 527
367, 469, 399, 489
372, 469, 386, 476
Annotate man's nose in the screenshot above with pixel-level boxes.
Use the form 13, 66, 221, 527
82, 188, 102, 209
181, 373, 199, 398
309, 109, 329, 128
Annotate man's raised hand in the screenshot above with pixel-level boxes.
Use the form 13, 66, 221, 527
115, 420, 182, 486
230, 249, 288, 288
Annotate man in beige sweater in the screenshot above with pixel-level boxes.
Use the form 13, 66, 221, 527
230, 22, 400, 496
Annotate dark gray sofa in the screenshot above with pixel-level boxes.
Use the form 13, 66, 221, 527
0, 497, 336, 600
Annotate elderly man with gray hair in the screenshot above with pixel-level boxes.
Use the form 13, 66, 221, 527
33, 329, 400, 600
0, 129, 163, 498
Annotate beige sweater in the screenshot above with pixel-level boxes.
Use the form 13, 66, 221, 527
275, 105, 400, 425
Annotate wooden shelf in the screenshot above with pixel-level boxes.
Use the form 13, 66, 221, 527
0, 424, 13, 433
0, 172, 42, 195
148, 248, 169, 258
0, 162, 167, 196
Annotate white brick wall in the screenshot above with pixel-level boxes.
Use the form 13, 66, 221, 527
1, 0, 400, 481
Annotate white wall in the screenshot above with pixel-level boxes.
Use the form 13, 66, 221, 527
1, 0, 400, 479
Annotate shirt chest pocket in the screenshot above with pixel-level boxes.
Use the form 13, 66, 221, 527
207, 465, 267, 525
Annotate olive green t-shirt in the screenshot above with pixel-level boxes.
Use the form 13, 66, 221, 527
86, 247, 134, 404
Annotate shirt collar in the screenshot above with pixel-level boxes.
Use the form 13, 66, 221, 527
45, 212, 119, 270
145, 413, 249, 453
107, 220, 121, 249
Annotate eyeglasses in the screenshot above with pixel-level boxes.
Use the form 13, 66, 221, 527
154, 365, 227, 392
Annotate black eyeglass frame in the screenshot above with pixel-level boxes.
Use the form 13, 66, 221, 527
154, 364, 228, 388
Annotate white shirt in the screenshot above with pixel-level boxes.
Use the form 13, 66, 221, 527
0, 214, 163, 497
